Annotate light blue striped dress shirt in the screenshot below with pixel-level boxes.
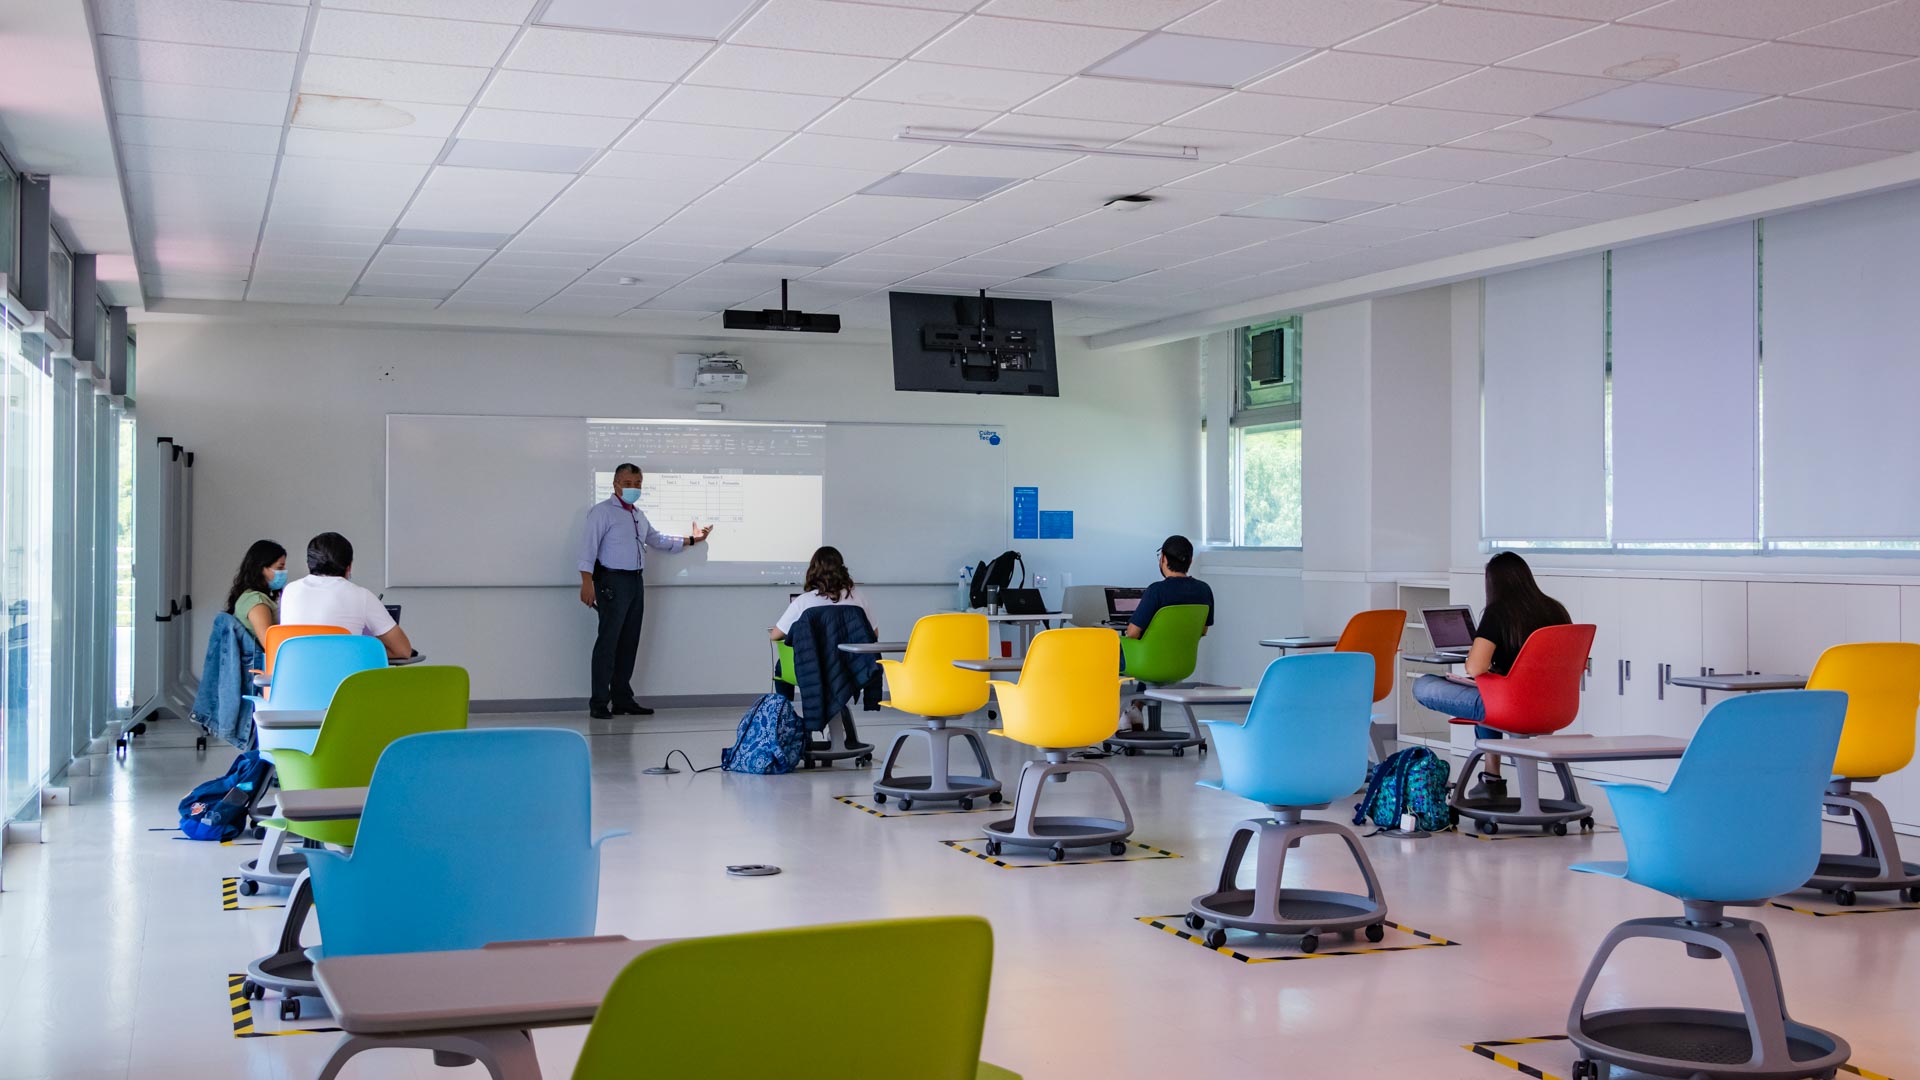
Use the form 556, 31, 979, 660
579, 496, 684, 573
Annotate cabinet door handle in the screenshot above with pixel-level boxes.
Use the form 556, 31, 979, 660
1617, 658, 1625, 695
1657, 662, 1667, 701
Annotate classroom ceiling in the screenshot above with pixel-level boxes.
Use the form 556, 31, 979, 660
92, 0, 1920, 338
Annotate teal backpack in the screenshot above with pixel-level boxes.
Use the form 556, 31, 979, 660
1354, 747, 1452, 832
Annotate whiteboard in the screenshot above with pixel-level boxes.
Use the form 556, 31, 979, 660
386, 415, 1007, 587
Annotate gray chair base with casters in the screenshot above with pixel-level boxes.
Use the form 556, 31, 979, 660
981, 750, 1133, 862
241, 872, 331, 1022
1566, 900, 1849, 1080
237, 825, 308, 893
1186, 804, 1387, 953
318, 1031, 535, 1080
1449, 737, 1595, 836
800, 710, 873, 769
1805, 779, 1920, 905
1105, 688, 1206, 757
873, 717, 1002, 810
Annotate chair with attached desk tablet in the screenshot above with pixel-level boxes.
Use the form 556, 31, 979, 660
1801, 642, 1920, 906
982, 628, 1133, 861
1564, 691, 1850, 1080
307, 727, 624, 1080
1448, 623, 1599, 836
873, 613, 1002, 811
1187, 653, 1388, 954
252, 623, 349, 697
572, 917, 1018, 1080
1333, 609, 1409, 764
1106, 603, 1209, 757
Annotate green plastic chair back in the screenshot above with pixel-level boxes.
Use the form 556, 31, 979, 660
571, 917, 1019, 1080
776, 640, 797, 686
269, 665, 470, 846
1119, 603, 1208, 685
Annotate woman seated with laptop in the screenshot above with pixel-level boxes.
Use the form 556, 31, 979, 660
1411, 551, 1569, 801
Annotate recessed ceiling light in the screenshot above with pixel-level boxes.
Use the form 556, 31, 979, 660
724, 248, 849, 267
1088, 33, 1312, 90
1226, 195, 1388, 222
444, 139, 597, 174
1028, 262, 1149, 282
388, 229, 514, 249
536, 0, 759, 39
860, 172, 1020, 200
1546, 83, 1767, 127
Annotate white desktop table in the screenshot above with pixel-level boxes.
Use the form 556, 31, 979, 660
1260, 636, 1339, 652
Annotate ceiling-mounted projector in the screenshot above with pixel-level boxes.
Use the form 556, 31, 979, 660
673, 352, 748, 392
723, 278, 840, 333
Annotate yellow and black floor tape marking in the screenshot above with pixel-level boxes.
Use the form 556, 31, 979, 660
1770, 898, 1920, 918
941, 837, 1181, 869
832, 794, 1000, 818
1137, 914, 1458, 963
220, 877, 284, 912
226, 974, 337, 1039
1463, 1034, 1895, 1080
1455, 824, 1618, 843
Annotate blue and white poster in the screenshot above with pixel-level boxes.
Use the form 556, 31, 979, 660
1013, 487, 1039, 540
1039, 510, 1074, 540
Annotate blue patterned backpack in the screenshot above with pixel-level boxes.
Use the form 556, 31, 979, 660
1354, 746, 1453, 832
721, 693, 806, 775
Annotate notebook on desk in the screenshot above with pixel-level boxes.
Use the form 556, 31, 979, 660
1422, 605, 1475, 658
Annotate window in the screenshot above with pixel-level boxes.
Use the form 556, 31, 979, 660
114, 411, 134, 708
1229, 316, 1303, 548
3, 303, 52, 824
1239, 316, 1300, 413
0, 160, 16, 287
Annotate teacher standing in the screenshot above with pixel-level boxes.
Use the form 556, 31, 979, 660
579, 463, 712, 719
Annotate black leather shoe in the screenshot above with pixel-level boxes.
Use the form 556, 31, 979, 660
613, 702, 654, 716
589, 705, 614, 720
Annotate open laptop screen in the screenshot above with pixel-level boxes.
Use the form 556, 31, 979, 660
1423, 606, 1475, 650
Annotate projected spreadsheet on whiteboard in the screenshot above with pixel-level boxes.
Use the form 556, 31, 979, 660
589, 419, 824, 570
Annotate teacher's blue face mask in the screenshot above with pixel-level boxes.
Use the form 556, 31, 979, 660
269, 568, 288, 591
620, 487, 642, 505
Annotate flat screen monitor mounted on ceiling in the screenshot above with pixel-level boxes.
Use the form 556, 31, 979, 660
888, 290, 1059, 397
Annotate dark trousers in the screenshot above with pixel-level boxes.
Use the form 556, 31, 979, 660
590, 569, 646, 709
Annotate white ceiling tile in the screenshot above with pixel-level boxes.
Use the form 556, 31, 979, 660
300, 55, 488, 108
1448, 0, 1655, 19
1662, 43, 1907, 95
1450, 116, 1650, 154
1166, 163, 1340, 193
283, 127, 447, 163
99, 37, 296, 92
1523, 191, 1689, 220
905, 145, 1082, 178
290, 94, 471, 138
1344, 5, 1596, 64
1808, 110, 1920, 152
459, 108, 629, 148
1039, 153, 1212, 187
1489, 156, 1672, 190
617, 121, 792, 160
856, 62, 1063, 113
1622, 0, 1885, 39
980, 115, 1153, 148
732, 0, 960, 57
1292, 172, 1464, 201
95, 0, 308, 50
115, 115, 283, 154
1577, 129, 1778, 167
400, 166, 573, 232
1341, 202, 1502, 229
1403, 68, 1625, 114
1017, 77, 1224, 125
1284, 221, 1428, 246
1794, 59, 1920, 108
1443, 210, 1592, 237
1787, 0, 1920, 56
1690, 100, 1901, 143
1706, 140, 1901, 176
504, 28, 711, 80
590, 151, 745, 183
1170, 0, 1427, 47
320, 0, 538, 22
727, 162, 888, 198
111, 79, 289, 126
1244, 51, 1475, 104
810, 98, 1001, 139
1237, 136, 1417, 171
1603, 167, 1789, 200
1546, 82, 1767, 125
684, 46, 893, 97
649, 85, 839, 131
1409, 180, 1585, 211
246, 285, 350, 304
118, 143, 278, 180
443, 139, 599, 173
1166, 92, 1375, 135
1086, 34, 1312, 88
913, 16, 1145, 74
766, 133, 937, 172
309, 10, 517, 67
480, 71, 670, 119
1307, 105, 1516, 145
1500, 24, 1752, 80
1364, 145, 1552, 180
538, 0, 758, 38
979, 0, 1212, 29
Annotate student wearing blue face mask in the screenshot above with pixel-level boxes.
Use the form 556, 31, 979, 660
225, 539, 287, 646
578, 463, 714, 720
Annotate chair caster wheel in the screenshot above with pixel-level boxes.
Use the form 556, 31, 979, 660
238, 879, 259, 896
1834, 888, 1857, 906
280, 999, 301, 1022
988, 792, 1003, 804
1365, 923, 1385, 943
873, 793, 886, 805
1122, 746, 1138, 757
1109, 840, 1127, 856
857, 755, 873, 767
241, 979, 258, 1000
1571, 1060, 1600, 1080
1185, 913, 1205, 930
1478, 820, 1498, 835
1172, 747, 1184, 757
898, 798, 913, 811
1551, 822, 1568, 836
196, 736, 207, 751
251, 825, 266, 841
1299, 934, 1318, 954
1048, 844, 1065, 862
1580, 816, 1595, 830
1902, 886, 1920, 904
1198, 743, 1208, 755
1203, 928, 1227, 949
957, 797, 973, 810
984, 841, 1001, 857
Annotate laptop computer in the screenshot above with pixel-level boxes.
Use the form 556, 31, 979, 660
1001, 588, 1051, 615
1422, 606, 1475, 657
384, 604, 402, 625
1104, 587, 1144, 626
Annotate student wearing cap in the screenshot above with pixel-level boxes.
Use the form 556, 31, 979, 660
1126, 534, 1213, 639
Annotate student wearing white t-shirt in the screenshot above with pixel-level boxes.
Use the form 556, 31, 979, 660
770, 547, 874, 641
279, 531, 415, 661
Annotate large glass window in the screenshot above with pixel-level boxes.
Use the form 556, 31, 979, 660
4, 308, 53, 823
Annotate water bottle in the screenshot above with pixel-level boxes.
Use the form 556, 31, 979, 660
957, 565, 973, 611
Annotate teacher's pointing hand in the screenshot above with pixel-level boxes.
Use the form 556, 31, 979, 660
689, 522, 715, 545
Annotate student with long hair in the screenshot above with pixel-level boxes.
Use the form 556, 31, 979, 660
224, 539, 287, 646
771, 546, 873, 640
1411, 551, 1570, 799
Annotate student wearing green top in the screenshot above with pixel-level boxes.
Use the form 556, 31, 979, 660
226, 539, 288, 645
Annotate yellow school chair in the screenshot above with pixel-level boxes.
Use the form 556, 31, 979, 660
874, 613, 1001, 810
1803, 641, 1920, 904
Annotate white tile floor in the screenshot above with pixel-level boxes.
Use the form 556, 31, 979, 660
2, 709, 1917, 1079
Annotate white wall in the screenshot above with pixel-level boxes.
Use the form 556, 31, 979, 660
134, 320, 1197, 701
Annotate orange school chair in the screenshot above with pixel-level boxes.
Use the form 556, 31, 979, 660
1335, 609, 1408, 762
